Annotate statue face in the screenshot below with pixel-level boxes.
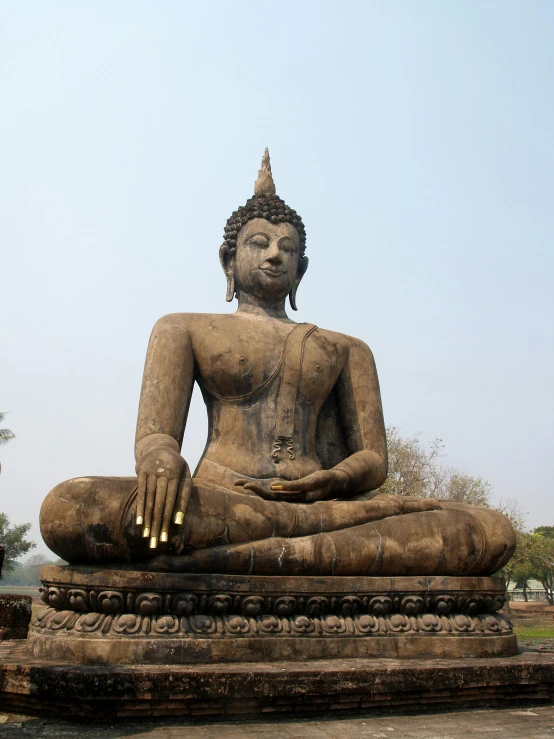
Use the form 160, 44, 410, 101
233, 218, 300, 302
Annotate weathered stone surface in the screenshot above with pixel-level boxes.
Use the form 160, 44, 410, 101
0, 641, 552, 719
28, 614, 517, 664
36, 566, 511, 610
0, 595, 31, 641
27, 568, 517, 664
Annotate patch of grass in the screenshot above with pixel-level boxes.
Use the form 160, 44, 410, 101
515, 627, 554, 637
510, 610, 554, 639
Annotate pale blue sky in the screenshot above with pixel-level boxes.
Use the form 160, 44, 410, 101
1, 1, 553, 556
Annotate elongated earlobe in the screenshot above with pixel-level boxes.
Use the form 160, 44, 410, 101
219, 243, 236, 303
225, 273, 235, 302
289, 256, 309, 311
289, 283, 299, 311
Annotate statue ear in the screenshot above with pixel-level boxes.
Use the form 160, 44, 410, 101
219, 243, 236, 302
289, 256, 309, 311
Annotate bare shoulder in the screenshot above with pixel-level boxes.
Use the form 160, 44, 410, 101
316, 326, 375, 360
151, 312, 230, 336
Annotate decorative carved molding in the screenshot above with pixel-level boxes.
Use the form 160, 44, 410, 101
39, 584, 507, 618
32, 606, 513, 639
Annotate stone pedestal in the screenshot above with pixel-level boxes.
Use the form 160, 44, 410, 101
1, 641, 553, 719
28, 566, 517, 664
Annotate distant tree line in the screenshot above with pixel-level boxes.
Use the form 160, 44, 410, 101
1, 553, 62, 586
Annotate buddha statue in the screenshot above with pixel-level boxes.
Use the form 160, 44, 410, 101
40, 151, 515, 578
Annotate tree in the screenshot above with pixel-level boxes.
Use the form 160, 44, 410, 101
0, 412, 15, 446
532, 533, 554, 605
377, 427, 445, 499
501, 528, 554, 604
494, 498, 526, 533
0, 412, 15, 475
500, 531, 540, 597
377, 426, 513, 513
1, 554, 65, 586
0, 513, 36, 573
534, 526, 554, 540
435, 472, 492, 507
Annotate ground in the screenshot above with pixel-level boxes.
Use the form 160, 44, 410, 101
509, 601, 554, 641
0, 705, 553, 738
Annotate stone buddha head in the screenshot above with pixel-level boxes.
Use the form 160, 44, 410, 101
219, 150, 309, 310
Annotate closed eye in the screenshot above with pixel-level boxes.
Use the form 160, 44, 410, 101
247, 233, 270, 248
278, 238, 297, 254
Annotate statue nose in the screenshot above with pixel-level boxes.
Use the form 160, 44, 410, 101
266, 245, 283, 263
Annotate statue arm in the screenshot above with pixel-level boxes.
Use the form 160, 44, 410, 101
133, 314, 195, 546
332, 339, 388, 495
135, 314, 194, 458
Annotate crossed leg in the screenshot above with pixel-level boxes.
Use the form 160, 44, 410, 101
40, 475, 515, 575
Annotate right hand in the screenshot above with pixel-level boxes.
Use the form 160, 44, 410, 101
234, 469, 351, 503
135, 445, 192, 549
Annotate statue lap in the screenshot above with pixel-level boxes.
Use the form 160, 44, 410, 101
40, 475, 514, 576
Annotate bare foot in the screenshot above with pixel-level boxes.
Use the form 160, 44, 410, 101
400, 497, 442, 514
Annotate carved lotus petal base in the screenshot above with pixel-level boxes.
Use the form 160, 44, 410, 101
27, 566, 518, 664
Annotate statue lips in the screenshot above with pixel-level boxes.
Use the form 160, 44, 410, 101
258, 268, 287, 278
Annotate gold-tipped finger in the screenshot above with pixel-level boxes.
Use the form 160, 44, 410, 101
174, 464, 192, 522
162, 478, 179, 540
144, 474, 157, 534
150, 476, 168, 549
160, 531, 168, 543
142, 526, 150, 538
136, 474, 147, 529
270, 484, 284, 491
149, 536, 157, 549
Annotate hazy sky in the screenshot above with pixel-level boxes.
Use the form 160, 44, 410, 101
1, 1, 553, 557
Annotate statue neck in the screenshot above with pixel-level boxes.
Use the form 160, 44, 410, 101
236, 292, 290, 320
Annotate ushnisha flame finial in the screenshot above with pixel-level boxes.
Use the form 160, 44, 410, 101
223, 150, 306, 258
254, 148, 276, 196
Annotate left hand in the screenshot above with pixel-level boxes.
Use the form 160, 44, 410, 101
234, 469, 351, 503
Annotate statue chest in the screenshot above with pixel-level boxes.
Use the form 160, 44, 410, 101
194, 328, 342, 403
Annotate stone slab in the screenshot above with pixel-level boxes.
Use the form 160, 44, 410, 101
0, 641, 553, 719
29, 627, 518, 664
37, 566, 510, 594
